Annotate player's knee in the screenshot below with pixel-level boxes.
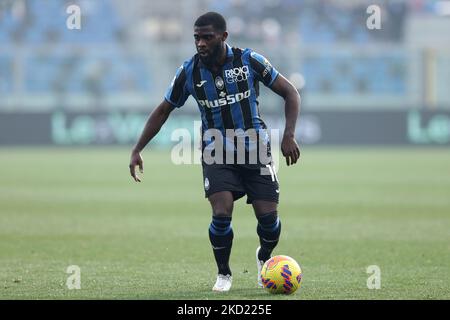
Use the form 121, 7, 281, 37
210, 200, 233, 217
212, 210, 232, 218
253, 200, 277, 217
256, 210, 278, 222
209, 192, 233, 217
256, 211, 281, 237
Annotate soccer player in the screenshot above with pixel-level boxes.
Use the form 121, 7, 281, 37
129, 12, 300, 292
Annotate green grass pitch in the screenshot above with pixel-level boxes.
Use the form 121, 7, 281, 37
0, 147, 449, 299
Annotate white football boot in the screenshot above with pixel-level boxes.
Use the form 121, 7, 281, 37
212, 274, 232, 292
256, 246, 265, 287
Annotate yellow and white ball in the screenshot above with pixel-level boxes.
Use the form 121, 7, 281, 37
261, 255, 303, 294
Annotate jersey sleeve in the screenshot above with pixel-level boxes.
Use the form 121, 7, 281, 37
164, 64, 190, 108
249, 50, 279, 88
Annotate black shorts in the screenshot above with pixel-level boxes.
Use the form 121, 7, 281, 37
202, 161, 280, 204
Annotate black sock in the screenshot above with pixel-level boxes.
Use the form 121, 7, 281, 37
256, 211, 281, 262
209, 215, 233, 276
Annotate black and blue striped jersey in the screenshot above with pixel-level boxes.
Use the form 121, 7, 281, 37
164, 44, 279, 140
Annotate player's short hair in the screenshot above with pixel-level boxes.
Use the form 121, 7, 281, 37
194, 12, 227, 33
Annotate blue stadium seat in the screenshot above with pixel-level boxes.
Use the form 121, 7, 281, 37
0, 55, 13, 93
302, 54, 406, 95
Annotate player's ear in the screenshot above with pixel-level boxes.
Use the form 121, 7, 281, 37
222, 31, 228, 41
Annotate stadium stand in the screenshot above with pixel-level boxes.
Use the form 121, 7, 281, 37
0, 0, 448, 110
0, 0, 151, 101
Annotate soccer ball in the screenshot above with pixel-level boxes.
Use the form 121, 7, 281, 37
261, 255, 303, 294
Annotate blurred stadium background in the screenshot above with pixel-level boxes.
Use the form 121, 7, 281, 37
1, 0, 449, 300
0, 0, 450, 145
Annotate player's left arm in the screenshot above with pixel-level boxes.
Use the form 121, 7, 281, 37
270, 74, 301, 166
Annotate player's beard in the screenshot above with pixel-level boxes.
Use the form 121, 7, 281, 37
199, 42, 223, 66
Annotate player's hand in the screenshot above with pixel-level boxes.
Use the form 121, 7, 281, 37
281, 134, 300, 166
129, 149, 144, 182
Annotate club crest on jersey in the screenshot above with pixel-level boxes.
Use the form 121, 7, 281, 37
215, 76, 224, 90
224, 66, 249, 84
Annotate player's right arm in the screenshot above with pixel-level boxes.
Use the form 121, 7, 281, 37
129, 100, 175, 182
129, 62, 190, 182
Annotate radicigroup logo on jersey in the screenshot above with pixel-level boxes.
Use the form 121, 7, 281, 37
224, 66, 250, 83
